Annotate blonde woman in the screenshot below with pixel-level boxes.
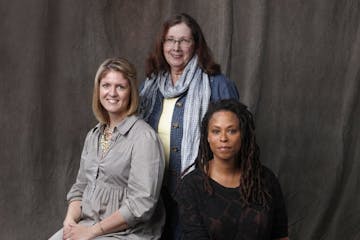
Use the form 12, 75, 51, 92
50, 58, 165, 240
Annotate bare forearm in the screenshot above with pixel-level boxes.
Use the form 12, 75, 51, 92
90, 211, 128, 237
64, 200, 82, 223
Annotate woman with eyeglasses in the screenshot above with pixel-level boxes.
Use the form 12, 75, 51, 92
139, 13, 239, 240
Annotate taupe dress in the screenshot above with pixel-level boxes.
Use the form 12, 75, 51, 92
50, 115, 165, 239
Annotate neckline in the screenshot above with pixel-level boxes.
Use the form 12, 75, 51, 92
208, 175, 240, 190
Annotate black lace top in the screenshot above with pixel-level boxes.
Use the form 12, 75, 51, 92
176, 167, 288, 240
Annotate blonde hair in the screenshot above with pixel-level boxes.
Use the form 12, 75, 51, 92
92, 57, 139, 124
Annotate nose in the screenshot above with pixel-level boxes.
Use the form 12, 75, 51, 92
173, 41, 181, 51
220, 132, 228, 142
109, 86, 117, 96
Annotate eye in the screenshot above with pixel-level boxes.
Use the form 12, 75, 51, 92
228, 128, 239, 134
180, 38, 190, 44
210, 129, 220, 135
102, 83, 110, 88
165, 38, 175, 44
116, 84, 128, 90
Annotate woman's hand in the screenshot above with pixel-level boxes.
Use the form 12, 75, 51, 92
62, 217, 76, 239
63, 223, 97, 240
62, 200, 82, 240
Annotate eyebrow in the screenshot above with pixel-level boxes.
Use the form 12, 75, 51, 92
165, 35, 192, 38
209, 124, 238, 129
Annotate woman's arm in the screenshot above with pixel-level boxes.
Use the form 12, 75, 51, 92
270, 170, 289, 240
62, 200, 81, 238
92, 211, 128, 234
65, 211, 128, 240
66, 131, 93, 202
118, 127, 165, 226
176, 174, 210, 240
62, 200, 125, 240
62, 131, 95, 240
63, 201, 81, 224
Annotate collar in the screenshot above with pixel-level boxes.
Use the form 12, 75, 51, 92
93, 115, 139, 136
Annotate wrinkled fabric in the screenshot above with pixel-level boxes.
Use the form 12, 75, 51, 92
50, 116, 165, 239
177, 168, 288, 240
139, 55, 212, 174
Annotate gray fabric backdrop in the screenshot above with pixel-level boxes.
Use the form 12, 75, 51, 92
0, 0, 359, 239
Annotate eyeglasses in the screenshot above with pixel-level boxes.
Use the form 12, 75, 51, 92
164, 38, 193, 48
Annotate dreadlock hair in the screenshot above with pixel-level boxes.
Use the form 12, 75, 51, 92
191, 99, 271, 207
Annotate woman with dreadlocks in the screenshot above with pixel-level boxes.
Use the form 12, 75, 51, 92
176, 99, 289, 240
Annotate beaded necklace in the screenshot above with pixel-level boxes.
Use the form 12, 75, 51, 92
100, 125, 112, 154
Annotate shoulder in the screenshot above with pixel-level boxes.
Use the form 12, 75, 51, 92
133, 117, 156, 133
261, 165, 285, 198
85, 123, 102, 138
180, 169, 207, 193
209, 74, 239, 100
261, 165, 278, 179
130, 116, 158, 139
261, 165, 281, 187
182, 168, 204, 183
209, 74, 231, 85
176, 169, 205, 201
132, 116, 153, 130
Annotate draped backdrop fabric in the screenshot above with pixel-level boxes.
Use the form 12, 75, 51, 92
0, 0, 359, 239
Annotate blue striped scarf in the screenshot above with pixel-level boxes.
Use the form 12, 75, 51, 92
139, 55, 211, 174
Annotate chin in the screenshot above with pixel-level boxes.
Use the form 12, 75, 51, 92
215, 155, 235, 162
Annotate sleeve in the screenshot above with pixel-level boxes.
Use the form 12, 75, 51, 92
66, 131, 92, 202
176, 174, 211, 240
118, 128, 165, 226
210, 74, 240, 101
271, 176, 289, 239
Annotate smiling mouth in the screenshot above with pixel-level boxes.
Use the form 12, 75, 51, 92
171, 54, 182, 58
107, 99, 119, 104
